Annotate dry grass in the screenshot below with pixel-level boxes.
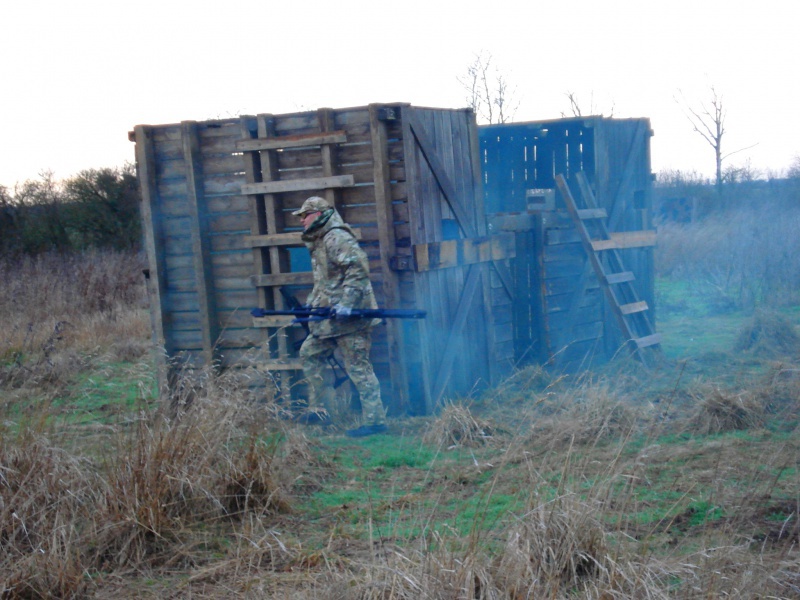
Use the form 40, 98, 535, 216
656, 209, 800, 309
0, 251, 150, 394
0, 419, 97, 598
0, 367, 302, 597
423, 400, 500, 449
686, 385, 766, 435
521, 378, 649, 451
4, 248, 800, 598
734, 309, 800, 358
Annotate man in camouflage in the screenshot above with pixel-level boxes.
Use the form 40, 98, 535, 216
292, 196, 388, 438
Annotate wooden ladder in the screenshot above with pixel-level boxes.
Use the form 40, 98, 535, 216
554, 173, 662, 366
237, 110, 353, 387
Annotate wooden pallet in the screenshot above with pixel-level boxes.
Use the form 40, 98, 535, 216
554, 173, 662, 366
237, 113, 351, 392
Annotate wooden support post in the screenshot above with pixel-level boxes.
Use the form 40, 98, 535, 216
182, 121, 220, 368
133, 125, 171, 394
370, 104, 410, 413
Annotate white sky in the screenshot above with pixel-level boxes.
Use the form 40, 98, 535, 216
1, 0, 798, 188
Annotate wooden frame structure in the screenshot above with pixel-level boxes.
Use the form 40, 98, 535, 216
132, 104, 516, 415
480, 116, 658, 369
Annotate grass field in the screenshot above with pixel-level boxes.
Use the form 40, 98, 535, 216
2, 251, 800, 599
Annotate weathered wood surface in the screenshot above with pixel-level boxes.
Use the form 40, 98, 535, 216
591, 230, 656, 251
411, 234, 515, 272
236, 130, 348, 152
241, 175, 354, 196
136, 104, 513, 413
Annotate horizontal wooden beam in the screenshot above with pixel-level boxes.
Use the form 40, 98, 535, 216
251, 272, 314, 287
236, 130, 347, 152
620, 300, 649, 315
258, 359, 303, 371
393, 234, 516, 272
246, 228, 362, 248
635, 333, 663, 348
252, 315, 300, 328
577, 208, 608, 220
242, 175, 354, 196
605, 271, 635, 285
247, 232, 303, 247
592, 230, 656, 251
487, 212, 537, 232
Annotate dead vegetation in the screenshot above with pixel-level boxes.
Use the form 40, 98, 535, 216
686, 385, 766, 435
735, 309, 800, 358
3, 249, 800, 598
423, 400, 500, 449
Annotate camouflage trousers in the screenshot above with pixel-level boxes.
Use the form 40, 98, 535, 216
299, 329, 386, 426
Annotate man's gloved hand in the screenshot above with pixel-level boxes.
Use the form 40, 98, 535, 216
333, 304, 353, 318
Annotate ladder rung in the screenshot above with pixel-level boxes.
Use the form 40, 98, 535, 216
577, 208, 608, 220
635, 333, 662, 348
620, 301, 648, 315
606, 271, 635, 285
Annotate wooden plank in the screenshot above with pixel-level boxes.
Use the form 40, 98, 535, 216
235, 130, 347, 152
431, 264, 482, 407
620, 301, 648, 315
251, 272, 314, 287
412, 234, 515, 272
318, 109, 339, 211
591, 230, 657, 251
183, 121, 221, 367
241, 175, 354, 196
577, 208, 608, 220
487, 212, 537, 232
246, 232, 304, 247
239, 115, 269, 313
635, 333, 663, 348
259, 360, 304, 371
252, 315, 302, 328
370, 104, 410, 414
401, 109, 433, 414
606, 271, 635, 284
405, 109, 477, 238
134, 125, 172, 393
606, 120, 649, 233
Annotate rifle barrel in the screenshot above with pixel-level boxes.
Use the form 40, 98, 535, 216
251, 307, 426, 319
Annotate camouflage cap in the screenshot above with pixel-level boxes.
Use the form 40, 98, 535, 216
292, 196, 331, 216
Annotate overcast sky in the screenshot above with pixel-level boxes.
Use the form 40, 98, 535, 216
1, 0, 797, 188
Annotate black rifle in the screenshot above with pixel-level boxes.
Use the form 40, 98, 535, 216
253, 289, 426, 389
250, 306, 427, 323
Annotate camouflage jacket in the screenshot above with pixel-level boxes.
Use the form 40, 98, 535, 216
302, 209, 379, 339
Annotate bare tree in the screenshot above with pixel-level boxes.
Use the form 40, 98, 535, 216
458, 51, 519, 124
787, 155, 800, 180
561, 91, 615, 118
676, 86, 756, 194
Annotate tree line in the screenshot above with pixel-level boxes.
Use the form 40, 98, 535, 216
0, 166, 141, 255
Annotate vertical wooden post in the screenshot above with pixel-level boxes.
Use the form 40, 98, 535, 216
369, 104, 410, 413
466, 109, 501, 384
318, 108, 339, 211
239, 116, 269, 310
133, 125, 171, 393
182, 121, 220, 368
401, 107, 433, 413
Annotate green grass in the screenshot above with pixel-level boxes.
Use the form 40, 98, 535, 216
656, 276, 800, 363
656, 277, 749, 360
52, 360, 157, 426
